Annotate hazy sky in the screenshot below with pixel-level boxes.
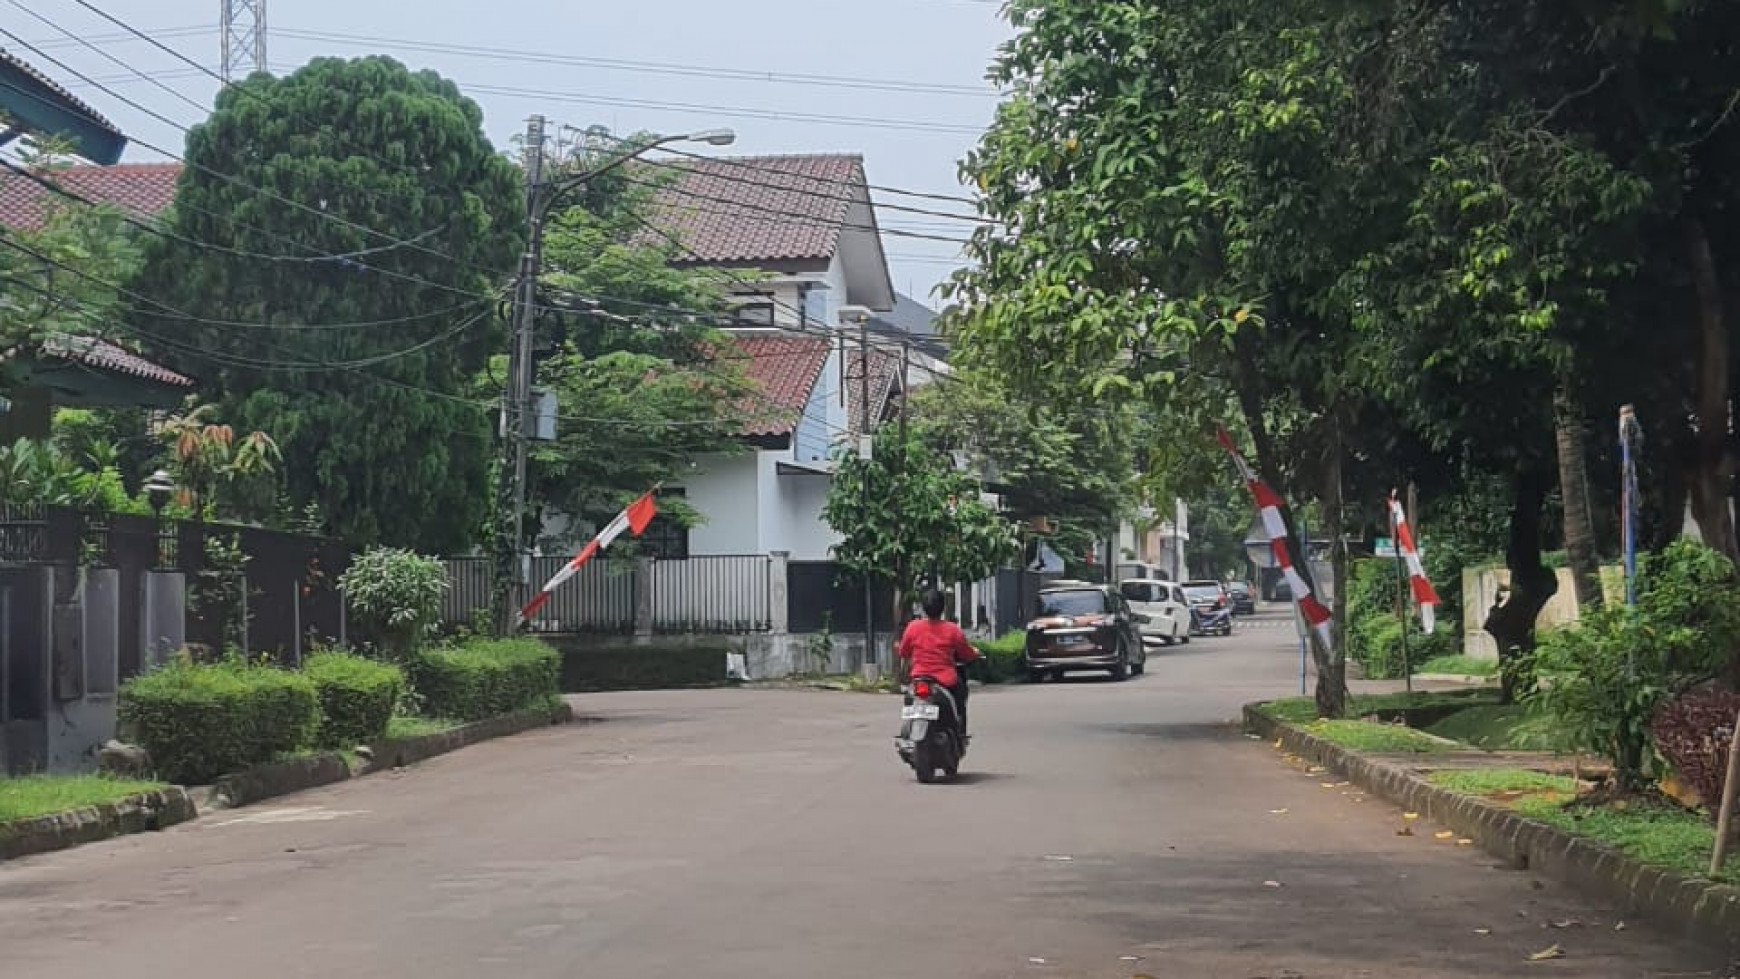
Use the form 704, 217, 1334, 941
14, 0, 1013, 301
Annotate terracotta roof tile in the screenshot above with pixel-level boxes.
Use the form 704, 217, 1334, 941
844, 348, 899, 438
40, 333, 195, 388
717, 333, 831, 438
649, 154, 863, 265
0, 162, 180, 231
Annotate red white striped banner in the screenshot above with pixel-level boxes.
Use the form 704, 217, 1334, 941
1388, 491, 1441, 634
519, 490, 659, 624
1215, 428, 1334, 646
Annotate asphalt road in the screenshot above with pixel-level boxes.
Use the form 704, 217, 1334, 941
0, 608, 1728, 978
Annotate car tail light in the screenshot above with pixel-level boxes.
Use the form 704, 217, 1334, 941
913, 680, 933, 699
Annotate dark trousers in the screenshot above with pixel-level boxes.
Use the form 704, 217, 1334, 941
949, 679, 969, 734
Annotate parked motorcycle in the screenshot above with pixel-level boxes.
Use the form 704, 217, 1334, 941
894, 675, 965, 783
1190, 604, 1234, 637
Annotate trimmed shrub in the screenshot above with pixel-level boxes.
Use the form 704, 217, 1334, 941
411, 638, 561, 722
305, 652, 405, 748
553, 641, 727, 692
972, 631, 1028, 683
339, 547, 448, 660
119, 660, 319, 783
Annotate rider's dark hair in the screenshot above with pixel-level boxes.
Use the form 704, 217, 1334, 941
921, 589, 946, 619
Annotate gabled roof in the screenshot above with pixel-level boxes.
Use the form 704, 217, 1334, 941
0, 50, 126, 165
40, 333, 195, 388
716, 333, 831, 439
0, 162, 180, 231
650, 154, 864, 265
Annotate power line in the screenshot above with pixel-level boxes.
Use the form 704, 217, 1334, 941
20, 23, 213, 50
271, 27, 1000, 99
634, 153, 995, 227
0, 24, 507, 298
621, 173, 975, 246
646, 139, 984, 207
459, 80, 985, 136
7, 1, 210, 120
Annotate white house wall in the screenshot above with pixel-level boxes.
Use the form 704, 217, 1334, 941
682, 452, 760, 555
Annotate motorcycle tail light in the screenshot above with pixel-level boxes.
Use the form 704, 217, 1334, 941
913, 680, 933, 699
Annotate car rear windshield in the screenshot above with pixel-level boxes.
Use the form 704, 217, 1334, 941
1183, 584, 1223, 602
1118, 582, 1158, 602
1038, 590, 1109, 617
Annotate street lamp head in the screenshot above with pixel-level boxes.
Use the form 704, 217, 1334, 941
686, 128, 736, 146
144, 468, 175, 514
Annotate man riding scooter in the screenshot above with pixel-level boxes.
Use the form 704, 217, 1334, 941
896, 588, 981, 738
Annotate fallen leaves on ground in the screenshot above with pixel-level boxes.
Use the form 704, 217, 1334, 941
1457, 838, 1475, 846
1397, 825, 1415, 836
1269, 808, 1290, 815
1435, 830, 1456, 839
1263, 879, 1285, 888
1549, 919, 1581, 929
1528, 944, 1565, 961
1473, 927, 1492, 936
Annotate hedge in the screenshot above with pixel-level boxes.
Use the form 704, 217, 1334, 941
411, 638, 561, 721
552, 641, 728, 692
305, 652, 405, 748
972, 631, 1028, 684
119, 661, 319, 784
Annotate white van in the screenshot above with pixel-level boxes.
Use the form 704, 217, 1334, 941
1118, 578, 1190, 645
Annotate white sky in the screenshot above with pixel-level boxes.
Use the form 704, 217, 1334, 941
12, 0, 1013, 301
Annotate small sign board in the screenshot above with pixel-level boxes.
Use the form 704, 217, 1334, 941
1373, 536, 1397, 557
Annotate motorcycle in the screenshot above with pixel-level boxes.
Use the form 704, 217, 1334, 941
1190, 604, 1234, 637
894, 674, 966, 783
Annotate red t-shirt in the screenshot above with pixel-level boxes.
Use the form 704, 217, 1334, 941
896, 618, 980, 688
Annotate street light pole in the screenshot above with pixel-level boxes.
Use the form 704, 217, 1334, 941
492, 119, 735, 635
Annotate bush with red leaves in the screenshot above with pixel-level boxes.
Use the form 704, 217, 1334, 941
1651, 685, 1740, 813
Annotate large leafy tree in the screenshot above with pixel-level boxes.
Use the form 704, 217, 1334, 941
824, 421, 1017, 624
134, 57, 521, 552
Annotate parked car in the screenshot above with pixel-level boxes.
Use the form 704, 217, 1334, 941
1119, 578, 1190, 646
1023, 583, 1148, 682
1182, 579, 1234, 636
1226, 581, 1257, 615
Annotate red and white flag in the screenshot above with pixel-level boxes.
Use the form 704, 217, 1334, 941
1215, 428, 1334, 647
519, 490, 659, 624
1388, 491, 1441, 634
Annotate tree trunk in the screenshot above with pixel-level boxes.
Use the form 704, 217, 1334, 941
1685, 217, 1736, 562
1484, 468, 1559, 704
1553, 373, 1603, 610
1323, 421, 1350, 719
1231, 333, 1344, 716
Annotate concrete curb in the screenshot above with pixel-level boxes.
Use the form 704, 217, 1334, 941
0, 788, 197, 862
210, 702, 577, 809
2, 703, 577, 862
1244, 703, 1740, 954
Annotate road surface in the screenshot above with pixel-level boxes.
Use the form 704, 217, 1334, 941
0, 608, 1726, 978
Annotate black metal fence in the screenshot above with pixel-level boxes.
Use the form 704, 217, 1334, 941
786, 560, 895, 635
0, 505, 347, 672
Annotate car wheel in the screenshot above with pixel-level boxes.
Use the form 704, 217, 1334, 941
1110, 642, 1130, 681
1026, 669, 1047, 684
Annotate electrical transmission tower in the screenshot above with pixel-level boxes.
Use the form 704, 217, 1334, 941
220, 0, 267, 83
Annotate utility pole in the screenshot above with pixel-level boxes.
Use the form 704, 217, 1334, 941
858, 313, 877, 681
494, 114, 547, 636
219, 0, 267, 83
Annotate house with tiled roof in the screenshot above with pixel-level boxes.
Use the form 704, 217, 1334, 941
642, 153, 911, 563
0, 151, 932, 567
0, 56, 197, 444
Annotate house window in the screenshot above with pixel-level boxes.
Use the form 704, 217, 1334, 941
732, 302, 775, 327
641, 488, 689, 560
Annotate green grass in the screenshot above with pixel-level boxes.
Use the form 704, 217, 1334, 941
385, 715, 462, 739
1260, 688, 1499, 725
0, 775, 166, 824
1513, 795, 1731, 883
1427, 768, 1579, 796
1305, 719, 1455, 754
1413, 655, 1499, 677
1427, 704, 1573, 751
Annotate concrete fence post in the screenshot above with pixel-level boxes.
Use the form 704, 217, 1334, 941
634, 556, 655, 638
769, 551, 790, 634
